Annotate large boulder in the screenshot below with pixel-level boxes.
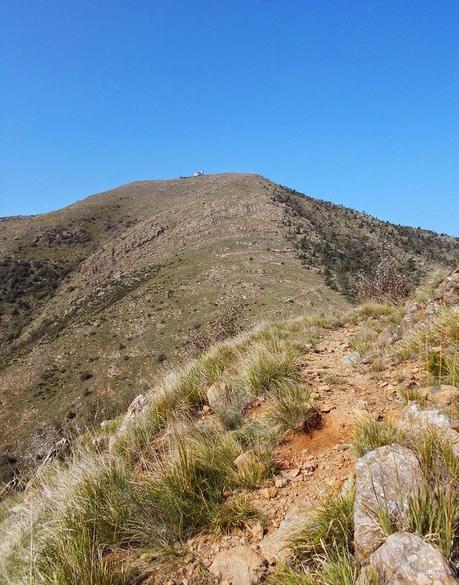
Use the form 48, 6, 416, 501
398, 403, 459, 457
259, 501, 314, 562
209, 545, 265, 585
354, 445, 425, 561
366, 532, 457, 584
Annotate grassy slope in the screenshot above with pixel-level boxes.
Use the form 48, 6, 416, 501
0, 173, 457, 475
0, 174, 348, 472
1, 273, 457, 584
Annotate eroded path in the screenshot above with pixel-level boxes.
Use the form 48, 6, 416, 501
177, 323, 425, 583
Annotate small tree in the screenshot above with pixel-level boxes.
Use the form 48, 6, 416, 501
357, 254, 409, 302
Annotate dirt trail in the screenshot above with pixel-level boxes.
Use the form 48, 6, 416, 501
182, 324, 425, 577
150, 323, 427, 584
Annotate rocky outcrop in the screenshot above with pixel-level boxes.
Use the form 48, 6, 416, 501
209, 546, 265, 585
398, 403, 459, 456
109, 393, 149, 450
428, 267, 459, 311
259, 501, 314, 562
207, 381, 229, 409
365, 532, 457, 584
354, 445, 425, 561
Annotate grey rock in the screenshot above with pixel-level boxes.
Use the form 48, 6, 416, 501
354, 445, 425, 561
398, 403, 459, 457
259, 501, 314, 562
367, 532, 457, 584
342, 352, 360, 366
209, 545, 265, 585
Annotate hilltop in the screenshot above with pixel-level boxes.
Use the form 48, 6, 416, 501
0, 173, 457, 475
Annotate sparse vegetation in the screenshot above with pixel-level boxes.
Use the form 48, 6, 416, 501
266, 382, 320, 433
352, 418, 405, 457
399, 306, 459, 385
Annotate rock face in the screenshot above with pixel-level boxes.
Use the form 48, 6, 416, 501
259, 501, 314, 562
398, 403, 459, 456
354, 445, 425, 561
366, 532, 457, 584
209, 545, 265, 585
119, 394, 149, 431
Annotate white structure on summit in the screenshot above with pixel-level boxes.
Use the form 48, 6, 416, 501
193, 170, 204, 176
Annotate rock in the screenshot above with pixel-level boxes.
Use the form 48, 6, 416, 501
209, 546, 265, 585
419, 385, 459, 409
234, 450, 255, 470
398, 403, 459, 456
250, 521, 264, 541
366, 532, 457, 584
259, 501, 314, 562
274, 476, 288, 488
342, 352, 360, 366
354, 445, 425, 561
109, 393, 149, 450
120, 394, 149, 431
207, 381, 229, 409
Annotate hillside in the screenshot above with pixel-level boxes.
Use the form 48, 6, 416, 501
0, 267, 458, 583
0, 173, 457, 477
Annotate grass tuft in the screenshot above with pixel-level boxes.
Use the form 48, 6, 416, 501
266, 382, 321, 433
352, 418, 405, 457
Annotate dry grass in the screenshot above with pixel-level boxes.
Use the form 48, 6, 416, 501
352, 418, 405, 457
399, 306, 459, 385
266, 382, 321, 433
0, 314, 329, 583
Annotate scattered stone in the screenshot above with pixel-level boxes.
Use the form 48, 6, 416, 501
259, 487, 278, 500
209, 546, 265, 585
234, 450, 256, 471
259, 501, 314, 562
354, 445, 425, 561
207, 381, 229, 409
366, 532, 457, 584
274, 476, 288, 488
250, 521, 264, 541
342, 352, 360, 366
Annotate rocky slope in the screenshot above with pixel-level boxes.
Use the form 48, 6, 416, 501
0, 173, 457, 476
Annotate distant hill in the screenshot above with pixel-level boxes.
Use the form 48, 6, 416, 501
0, 173, 457, 474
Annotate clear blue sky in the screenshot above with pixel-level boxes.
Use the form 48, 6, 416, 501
1, 1, 458, 234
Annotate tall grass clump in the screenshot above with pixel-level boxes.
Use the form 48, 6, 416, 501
399, 306, 459, 385
414, 267, 450, 303
266, 382, 320, 433
352, 418, 405, 457
372, 430, 459, 562
290, 490, 355, 564
241, 337, 301, 395
347, 302, 403, 325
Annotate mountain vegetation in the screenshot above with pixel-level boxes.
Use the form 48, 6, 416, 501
0, 173, 457, 486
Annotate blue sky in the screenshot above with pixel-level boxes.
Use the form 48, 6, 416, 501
1, 1, 458, 234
